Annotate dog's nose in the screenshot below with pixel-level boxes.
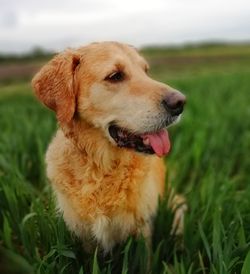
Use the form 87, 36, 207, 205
162, 91, 186, 116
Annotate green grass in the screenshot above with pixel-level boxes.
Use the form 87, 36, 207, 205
1, 45, 250, 273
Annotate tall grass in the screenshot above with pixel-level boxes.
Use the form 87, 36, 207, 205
0, 48, 250, 273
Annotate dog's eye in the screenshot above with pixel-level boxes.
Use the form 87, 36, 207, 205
105, 71, 125, 82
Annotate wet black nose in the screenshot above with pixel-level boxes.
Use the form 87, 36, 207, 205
162, 91, 186, 116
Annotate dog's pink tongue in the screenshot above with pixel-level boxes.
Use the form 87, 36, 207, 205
143, 130, 171, 157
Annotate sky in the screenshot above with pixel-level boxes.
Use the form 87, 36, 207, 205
0, 0, 250, 53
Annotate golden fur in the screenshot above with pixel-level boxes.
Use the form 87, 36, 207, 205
32, 42, 186, 252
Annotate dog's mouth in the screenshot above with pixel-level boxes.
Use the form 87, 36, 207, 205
108, 125, 171, 157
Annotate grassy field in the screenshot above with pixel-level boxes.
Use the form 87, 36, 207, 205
0, 44, 250, 274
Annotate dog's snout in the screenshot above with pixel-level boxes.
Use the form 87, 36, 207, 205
162, 92, 186, 116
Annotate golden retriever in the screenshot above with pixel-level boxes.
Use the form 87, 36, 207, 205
32, 41, 186, 252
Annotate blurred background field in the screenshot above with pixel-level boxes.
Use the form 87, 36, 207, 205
0, 42, 250, 273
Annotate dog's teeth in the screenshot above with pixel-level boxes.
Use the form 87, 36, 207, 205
142, 137, 150, 146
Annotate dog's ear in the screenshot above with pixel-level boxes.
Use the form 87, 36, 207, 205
32, 51, 80, 123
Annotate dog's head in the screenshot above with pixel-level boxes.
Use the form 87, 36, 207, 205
32, 42, 186, 157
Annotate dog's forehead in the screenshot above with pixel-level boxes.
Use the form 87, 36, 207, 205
78, 42, 146, 66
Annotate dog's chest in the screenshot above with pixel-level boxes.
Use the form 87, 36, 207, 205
78, 160, 159, 218
55, 162, 161, 251
89, 169, 160, 250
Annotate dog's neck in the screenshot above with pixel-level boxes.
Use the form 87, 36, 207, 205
60, 119, 144, 172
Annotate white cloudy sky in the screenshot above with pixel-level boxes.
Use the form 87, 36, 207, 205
1, 0, 250, 53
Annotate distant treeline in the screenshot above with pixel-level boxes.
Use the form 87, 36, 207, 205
0, 47, 55, 64
1, 41, 250, 64
142, 41, 250, 57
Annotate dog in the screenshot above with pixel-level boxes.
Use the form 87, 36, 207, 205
32, 41, 186, 252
